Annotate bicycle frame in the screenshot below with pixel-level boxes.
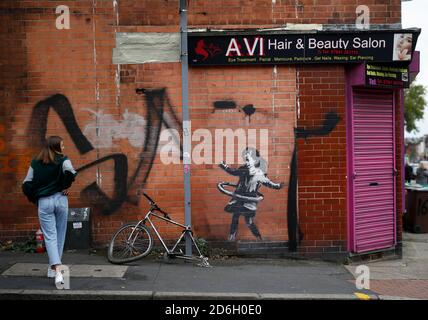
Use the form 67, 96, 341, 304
131, 209, 206, 264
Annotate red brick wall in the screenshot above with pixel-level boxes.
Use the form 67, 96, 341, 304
0, 0, 122, 243
296, 65, 347, 256
119, 0, 401, 27
0, 1, 32, 240
0, 0, 402, 257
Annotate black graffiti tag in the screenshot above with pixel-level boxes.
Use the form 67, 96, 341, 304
288, 112, 341, 251
28, 94, 94, 154
27, 89, 182, 215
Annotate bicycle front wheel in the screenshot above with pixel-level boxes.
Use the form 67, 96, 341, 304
107, 223, 153, 264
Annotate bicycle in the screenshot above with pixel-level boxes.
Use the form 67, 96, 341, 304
107, 193, 211, 267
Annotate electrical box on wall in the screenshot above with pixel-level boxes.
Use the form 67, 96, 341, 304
64, 208, 91, 250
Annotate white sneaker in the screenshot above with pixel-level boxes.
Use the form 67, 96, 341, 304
47, 267, 56, 278
55, 271, 64, 286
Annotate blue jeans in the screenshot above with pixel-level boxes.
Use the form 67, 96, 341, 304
38, 192, 68, 267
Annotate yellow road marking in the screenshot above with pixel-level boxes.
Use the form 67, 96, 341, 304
354, 292, 371, 300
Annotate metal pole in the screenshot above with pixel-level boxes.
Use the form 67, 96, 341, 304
180, 0, 192, 256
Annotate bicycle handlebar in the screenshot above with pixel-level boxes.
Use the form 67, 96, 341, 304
143, 192, 171, 220
143, 192, 156, 205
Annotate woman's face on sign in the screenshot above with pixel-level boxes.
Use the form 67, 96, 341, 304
398, 34, 412, 52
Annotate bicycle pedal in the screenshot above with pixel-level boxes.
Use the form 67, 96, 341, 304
197, 257, 212, 268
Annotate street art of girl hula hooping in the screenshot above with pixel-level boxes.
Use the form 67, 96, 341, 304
217, 147, 284, 241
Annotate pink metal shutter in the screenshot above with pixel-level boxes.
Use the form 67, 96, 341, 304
352, 88, 396, 253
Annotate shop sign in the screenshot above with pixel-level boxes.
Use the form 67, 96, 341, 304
365, 63, 409, 88
189, 29, 420, 66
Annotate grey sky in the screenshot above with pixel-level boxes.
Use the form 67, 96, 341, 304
402, 0, 428, 137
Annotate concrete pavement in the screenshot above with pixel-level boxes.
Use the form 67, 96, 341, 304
1, 232, 427, 300
345, 232, 428, 299
0, 250, 375, 300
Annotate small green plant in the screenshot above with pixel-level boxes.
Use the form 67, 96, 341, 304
208, 247, 231, 260
193, 238, 235, 260
148, 247, 165, 259
0, 236, 37, 253
195, 238, 209, 257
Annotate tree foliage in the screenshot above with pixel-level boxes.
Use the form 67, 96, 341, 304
405, 84, 427, 133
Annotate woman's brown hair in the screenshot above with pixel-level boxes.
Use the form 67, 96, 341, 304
36, 136, 63, 164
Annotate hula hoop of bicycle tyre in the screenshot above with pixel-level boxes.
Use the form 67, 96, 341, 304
217, 182, 264, 202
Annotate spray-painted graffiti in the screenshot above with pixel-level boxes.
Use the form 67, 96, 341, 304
218, 147, 284, 241
213, 100, 259, 123
213, 107, 340, 247
27, 88, 182, 215
213, 100, 237, 110
28, 94, 94, 154
295, 112, 341, 139
83, 109, 147, 148
287, 111, 341, 251
242, 104, 256, 119
26, 88, 340, 246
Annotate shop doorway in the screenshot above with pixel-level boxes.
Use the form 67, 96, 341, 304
349, 88, 396, 253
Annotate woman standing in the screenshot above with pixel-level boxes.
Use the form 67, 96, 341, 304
22, 136, 77, 286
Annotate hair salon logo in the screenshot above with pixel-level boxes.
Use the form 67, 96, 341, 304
195, 39, 223, 61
